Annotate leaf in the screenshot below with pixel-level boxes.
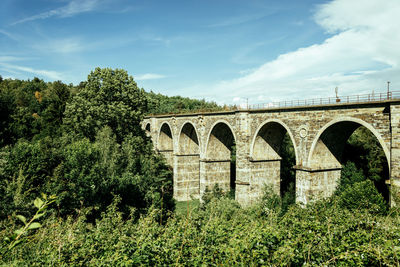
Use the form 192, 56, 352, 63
14, 229, 24, 235
33, 212, 46, 220
34, 198, 44, 209
9, 240, 22, 249
28, 222, 41, 230
16, 215, 27, 224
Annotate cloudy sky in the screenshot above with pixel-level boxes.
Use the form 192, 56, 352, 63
0, 0, 399, 105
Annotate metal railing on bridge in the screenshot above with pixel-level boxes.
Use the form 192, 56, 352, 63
243, 90, 400, 110
147, 90, 400, 116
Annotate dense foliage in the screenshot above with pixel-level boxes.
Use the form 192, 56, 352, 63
0, 71, 397, 265
0, 69, 176, 222
1, 190, 399, 265
146, 91, 222, 114
64, 68, 148, 142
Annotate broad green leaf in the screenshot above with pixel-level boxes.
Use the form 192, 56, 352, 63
34, 198, 44, 209
28, 222, 41, 230
16, 215, 27, 224
33, 212, 46, 220
14, 229, 24, 235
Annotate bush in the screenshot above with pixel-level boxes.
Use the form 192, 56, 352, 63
338, 180, 388, 215
2, 194, 400, 266
337, 161, 388, 215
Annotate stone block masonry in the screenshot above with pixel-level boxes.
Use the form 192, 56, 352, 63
144, 100, 400, 206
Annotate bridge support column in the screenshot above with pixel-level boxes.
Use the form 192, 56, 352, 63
174, 154, 200, 201
239, 159, 281, 206
200, 160, 231, 196
295, 167, 341, 205
158, 149, 174, 167
391, 104, 400, 206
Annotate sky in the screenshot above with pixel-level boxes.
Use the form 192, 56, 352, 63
0, 0, 399, 105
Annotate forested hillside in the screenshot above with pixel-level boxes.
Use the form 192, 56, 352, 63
146, 91, 221, 114
0, 69, 399, 265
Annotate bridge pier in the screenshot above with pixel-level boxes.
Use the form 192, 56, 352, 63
200, 160, 232, 196
390, 104, 400, 205
158, 149, 174, 167
295, 167, 341, 204
174, 154, 200, 201
243, 159, 281, 205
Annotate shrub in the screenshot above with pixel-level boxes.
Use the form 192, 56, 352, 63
338, 180, 388, 215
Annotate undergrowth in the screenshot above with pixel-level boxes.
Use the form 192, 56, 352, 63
1, 187, 400, 266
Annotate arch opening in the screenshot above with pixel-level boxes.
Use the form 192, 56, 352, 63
158, 123, 173, 151
205, 122, 236, 197
179, 123, 199, 155
175, 123, 201, 201
251, 121, 296, 205
145, 123, 151, 133
309, 120, 389, 204
158, 123, 174, 167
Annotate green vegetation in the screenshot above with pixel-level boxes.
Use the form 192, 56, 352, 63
0, 70, 398, 265
1, 189, 399, 265
175, 199, 200, 216
0, 69, 175, 222
146, 91, 222, 114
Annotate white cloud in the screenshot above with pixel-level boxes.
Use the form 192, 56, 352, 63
0, 29, 19, 41
32, 37, 86, 54
0, 62, 63, 80
135, 73, 166, 81
206, 0, 400, 104
0, 56, 28, 62
12, 0, 100, 25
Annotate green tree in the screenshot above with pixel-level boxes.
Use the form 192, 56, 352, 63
64, 68, 147, 142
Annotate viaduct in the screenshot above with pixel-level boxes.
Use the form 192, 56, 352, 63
143, 95, 400, 206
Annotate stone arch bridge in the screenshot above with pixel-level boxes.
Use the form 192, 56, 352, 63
144, 100, 400, 206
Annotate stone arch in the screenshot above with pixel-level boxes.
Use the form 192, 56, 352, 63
205, 120, 236, 160
305, 116, 390, 203
178, 121, 200, 155
157, 122, 174, 166
202, 120, 236, 195
308, 117, 390, 168
157, 122, 173, 151
250, 119, 298, 164
249, 119, 298, 199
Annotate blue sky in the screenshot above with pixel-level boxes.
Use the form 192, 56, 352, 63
1, 0, 399, 105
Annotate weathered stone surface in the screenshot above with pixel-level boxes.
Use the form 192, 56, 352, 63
144, 101, 400, 206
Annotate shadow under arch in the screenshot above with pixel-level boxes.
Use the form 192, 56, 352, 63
145, 123, 151, 133
157, 122, 174, 166
249, 119, 297, 203
178, 121, 200, 155
307, 117, 390, 202
175, 122, 201, 201
203, 120, 236, 197
308, 117, 390, 167
250, 119, 298, 164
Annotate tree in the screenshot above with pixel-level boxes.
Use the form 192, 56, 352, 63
64, 68, 148, 142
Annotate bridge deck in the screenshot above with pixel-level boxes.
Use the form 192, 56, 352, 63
147, 91, 400, 118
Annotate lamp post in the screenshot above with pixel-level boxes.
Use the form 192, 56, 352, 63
387, 81, 391, 99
